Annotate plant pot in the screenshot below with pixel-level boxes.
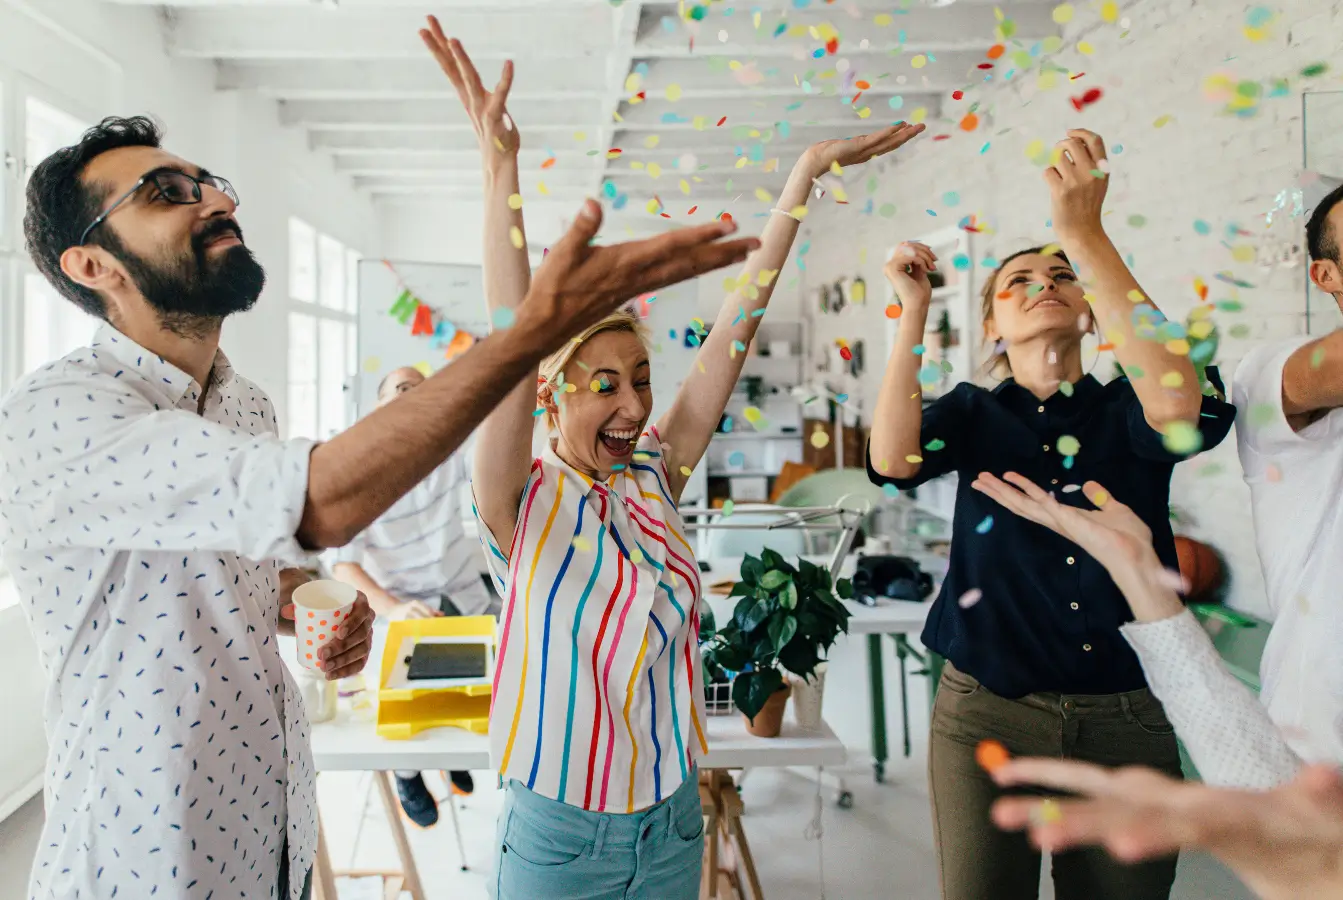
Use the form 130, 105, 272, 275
789, 665, 827, 732
743, 683, 792, 738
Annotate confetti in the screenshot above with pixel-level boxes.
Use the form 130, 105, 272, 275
958, 589, 984, 609
911, 55, 927, 69
885, 304, 903, 319
1052, 3, 1074, 23
976, 739, 1010, 772
743, 406, 763, 423
959, 113, 979, 131
722, 499, 735, 517
509, 226, 524, 249
1162, 421, 1202, 455
882, 483, 900, 499
572, 536, 592, 552
810, 428, 831, 449
1160, 371, 1185, 388
630, 547, 645, 565
975, 516, 994, 534
1035, 798, 1064, 825
680, 466, 693, 476
925, 438, 946, 451
492, 307, 516, 329
1057, 435, 1080, 457
905, 454, 923, 464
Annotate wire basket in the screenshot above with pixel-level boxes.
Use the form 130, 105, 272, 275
704, 677, 737, 717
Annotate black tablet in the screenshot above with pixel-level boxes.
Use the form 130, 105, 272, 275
404, 643, 489, 681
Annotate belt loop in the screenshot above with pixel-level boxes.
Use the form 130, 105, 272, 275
1120, 693, 1135, 723
591, 815, 609, 860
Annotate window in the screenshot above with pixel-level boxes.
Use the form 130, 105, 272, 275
286, 218, 359, 440
24, 97, 86, 182
23, 272, 96, 372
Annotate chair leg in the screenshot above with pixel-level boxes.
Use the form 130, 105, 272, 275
375, 771, 427, 900
729, 817, 764, 900
313, 814, 339, 900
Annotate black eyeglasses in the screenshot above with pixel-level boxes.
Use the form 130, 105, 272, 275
78, 168, 240, 246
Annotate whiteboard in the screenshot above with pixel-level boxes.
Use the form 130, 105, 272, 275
355, 259, 490, 417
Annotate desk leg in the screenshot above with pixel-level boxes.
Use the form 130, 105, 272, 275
867, 633, 888, 783
894, 635, 912, 759
375, 772, 427, 900
314, 814, 338, 900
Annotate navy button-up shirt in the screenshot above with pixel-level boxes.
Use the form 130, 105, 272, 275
868, 374, 1236, 698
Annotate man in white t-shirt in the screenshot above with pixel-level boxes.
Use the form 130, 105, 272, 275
1232, 182, 1343, 764
333, 366, 499, 826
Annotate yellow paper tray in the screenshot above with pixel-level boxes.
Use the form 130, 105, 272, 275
376, 615, 497, 740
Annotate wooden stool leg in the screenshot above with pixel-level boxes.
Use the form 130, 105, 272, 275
729, 818, 764, 900
313, 813, 339, 900
375, 771, 427, 900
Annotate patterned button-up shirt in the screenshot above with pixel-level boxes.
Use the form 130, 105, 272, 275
477, 427, 708, 813
0, 323, 317, 900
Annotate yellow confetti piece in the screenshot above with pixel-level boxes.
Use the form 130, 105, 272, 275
1100, 0, 1119, 22
630, 161, 645, 170
1025, 138, 1046, 160
507, 193, 523, 210
1052, 3, 1074, 23
905, 454, 923, 464
509, 226, 524, 249
565, 383, 577, 393
590, 379, 602, 392
493, 137, 505, 152
1161, 421, 1202, 455
644, 135, 661, 149
1189, 320, 1215, 340
832, 185, 849, 203
1166, 338, 1191, 356
742, 406, 762, 422
572, 536, 592, 552
412, 361, 432, 376
573, 130, 587, 141
1037, 798, 1064, 825
1160, 371, 1185, 388
680, 179, 691, 195
830, 161, 843, 176
757, 269, 778, 286
537, 180, 549, 196
1037, 71, 1058, 90
665, 83, 683, 101
646, 198, 661, 214
754, 187, 774, 203
874, 12, 892, 25
1126, 289, 1147, 303
1153, 115, 1173, 128
624, 73, 642, 93
810, 428, 831, 449
1057, 435, 1080, 456
857, 106, 872, 119
735, 157, 750, 169
1231, 245, 1256, 262
680, 466, 693, 476
362, 356, 382, 373
1091, 488, 1110, 507
910, 107, 927, 124
789, 205, 808, 219
1042, 35, 1064, 54
692, 116, 707, 131
630, 547, 645, 565
1077, 41, 1094, 55
911, 55, 928, 68
648, 162, 663, 178
1040, 242, 1063, 256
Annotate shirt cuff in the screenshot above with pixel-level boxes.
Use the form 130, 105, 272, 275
255, 438, 321, 568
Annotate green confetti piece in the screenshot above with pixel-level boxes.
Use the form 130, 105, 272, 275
1059, 381, 1074, 397
925, 438, 946, 451
1216, 300, 1244, 312
1127, 366, 1145, 379
1229, 324, 1251, 339
1301, 62, 1329, 78
1057, 435, 1080, 457
1161, 420, 1203, 455
1311, 346, 1325, 369
1128, 215, 1147, 228
879, 203, 897, 217
1248, 403, 1277, 427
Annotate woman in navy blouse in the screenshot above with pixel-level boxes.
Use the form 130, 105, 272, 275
868, 129, 1235, 900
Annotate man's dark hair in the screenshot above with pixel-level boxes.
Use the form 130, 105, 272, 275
23, 115, 164, 320
1306, 182, 1343, 264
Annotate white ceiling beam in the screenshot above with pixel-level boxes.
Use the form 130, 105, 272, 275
216, 60, 608, 100
119, 0, 605, 7
358, 181, 592, 198
279, 98, 601, 129
164, 6, 615, 60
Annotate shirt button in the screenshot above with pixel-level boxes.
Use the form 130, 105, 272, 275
1051, 479, 1059, 485
1062, 700, 1076, 711
1037, 405, 1045, 413
1043, 444, 1050, 452
1070, 602, 1080, 610
1066, 556, 1075, 565
1082, 643, 1092, 652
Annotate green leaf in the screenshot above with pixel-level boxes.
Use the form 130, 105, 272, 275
760, 570, 791, 591
739, 667, 784, 721
742, 598, 771, 633
740, 555, 764, 585
729, 580, 753, 597
778, 638, 821, 681
780, 580, 799, 610
698, 600, 717, 638
835, 577, 855, 600
768, 613, 798, 654
760, 549, 786, 572
732, 671, 759, 718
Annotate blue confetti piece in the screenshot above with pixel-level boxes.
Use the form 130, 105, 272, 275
723, 415, 733, 431
888, 96, 904, 109
912, 343, 926, 355
836, 393, 849, 403
612, 464, 626, 471
613, 193, 628, 210
774, 22, 787, 36
778, 121, 792, 138
634, 62, 649, 75
943, 191, 961, 206
492, 307, 516, 329
926, 209, 938, 216
976, 516, 994, 534
661, 113, 690, 124
669, 328, 677, 339
602, 180, 617, 199
792, 0, 810, 6
1193, 220, 1211, 235
882, 483, 900, 499
981, 256, 999, 268
1113, 143, 1124, 154
532, 408, 545, 417
798, 241, 811, 255
729, 451, 747, 466
980, 142, 991, 154
661, 15, 677, 32
898, 30, 906, 43
785, 101, 802, 111
1063, 456, 1075, 470
952, 254, 971, 271
751, 308, 766, 317
863, 198, 874, 215
812, 48, 825, 58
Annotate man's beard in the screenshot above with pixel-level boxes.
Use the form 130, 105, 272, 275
107, 219, 266, 339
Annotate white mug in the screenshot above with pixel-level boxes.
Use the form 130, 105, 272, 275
292, 580, 358, 671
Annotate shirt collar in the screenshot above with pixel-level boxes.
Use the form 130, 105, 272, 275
992, 373, 1103, 414
92, 321, 236, 410
541, 438, 610, 497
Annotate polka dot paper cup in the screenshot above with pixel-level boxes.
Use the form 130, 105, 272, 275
293, 580, 358, 671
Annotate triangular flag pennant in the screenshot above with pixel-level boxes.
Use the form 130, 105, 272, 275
410, 302, 434, 336
388, 289, 417, 324
430, 319, 458, 350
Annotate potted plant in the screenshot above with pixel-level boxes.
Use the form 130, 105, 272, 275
701, 550, 853, 737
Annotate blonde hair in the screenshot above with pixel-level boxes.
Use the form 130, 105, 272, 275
537, 307, 652, 430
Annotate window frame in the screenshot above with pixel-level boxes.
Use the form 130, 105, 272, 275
286, 218, 359, 440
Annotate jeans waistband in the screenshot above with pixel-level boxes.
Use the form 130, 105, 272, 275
504, 768, 698, 849
944, 661, 1159, 713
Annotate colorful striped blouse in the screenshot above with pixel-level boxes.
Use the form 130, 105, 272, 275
476, 426, 708, 812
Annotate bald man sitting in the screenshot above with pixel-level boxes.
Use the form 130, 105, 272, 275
333, 366, 499, 825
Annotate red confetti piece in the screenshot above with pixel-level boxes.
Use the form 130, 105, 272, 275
977, 63, 995, 70
959, 112, 979, 131
687, 205, 698, 214
541, 157, 557, 169
716, 116, 727, 126
607, 148, 623, 156
986, 44, 1005, 59
851, 92, 864, 105
1069, 87, 1104, 111
661, 213, 671, 218
840, 347, 853, 361
1070, 72, 1086, 81
952, 90, 964, 100
855, 79, 871, 90
933, 134, 951, 142
720, 212, 733, 223
635, 91, 646, 101
825, 37, 839, 54
976, 739, 1010, 772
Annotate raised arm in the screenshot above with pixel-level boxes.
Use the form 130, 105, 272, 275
657, 124, 924, 499
1047, 129, 1201, 430
869, 241, 937, 480
420, 20, 536, 548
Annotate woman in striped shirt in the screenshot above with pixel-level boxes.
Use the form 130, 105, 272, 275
422, 22, 925, 900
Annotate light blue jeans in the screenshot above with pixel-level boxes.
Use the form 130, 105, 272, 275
491, 771, 704, 900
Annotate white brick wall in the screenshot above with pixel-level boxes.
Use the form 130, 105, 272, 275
794, 0, 1343, 616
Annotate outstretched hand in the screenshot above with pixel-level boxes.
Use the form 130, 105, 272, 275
801, 122, 926, 179
990, 758, 1343, 900
519, 200, 760, 353
1045, 128, 1108, 239
420, 15, 518, 156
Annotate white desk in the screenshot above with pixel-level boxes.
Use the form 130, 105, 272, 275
699, 555, 940, 782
